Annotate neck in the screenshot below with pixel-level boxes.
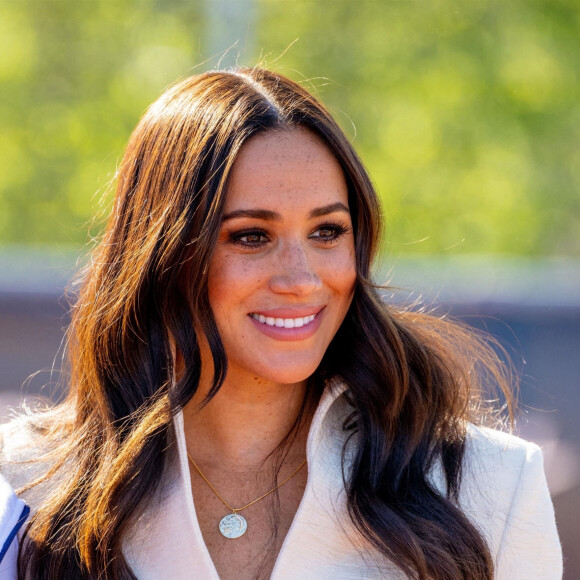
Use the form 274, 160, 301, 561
183, 370, 311, 472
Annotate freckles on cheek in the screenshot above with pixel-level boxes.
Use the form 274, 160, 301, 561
327, 253, 356, 288
239, 261, 268, 289
209, 256, 268, 305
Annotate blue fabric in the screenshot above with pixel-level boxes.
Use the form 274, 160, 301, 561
0, 503, 29, 564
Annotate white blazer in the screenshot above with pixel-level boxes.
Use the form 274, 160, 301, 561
0, 386, 563, 579
0, 473, 29, 579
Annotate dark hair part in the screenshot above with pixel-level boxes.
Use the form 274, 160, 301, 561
18, 68, 512, 580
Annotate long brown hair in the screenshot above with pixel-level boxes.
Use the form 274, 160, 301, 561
17, 67, 513, 579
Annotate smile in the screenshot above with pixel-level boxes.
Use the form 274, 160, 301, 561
249, 313, 316, 328
247, 308, 325, 342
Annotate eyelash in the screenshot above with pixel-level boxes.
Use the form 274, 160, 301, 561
228, 223, 351, 249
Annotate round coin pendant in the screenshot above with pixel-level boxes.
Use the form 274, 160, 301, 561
219, 513, 248, 539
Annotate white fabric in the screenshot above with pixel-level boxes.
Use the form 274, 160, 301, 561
0, 386, 563, 579
124, 387, 563, 579
0, 473, 28, 580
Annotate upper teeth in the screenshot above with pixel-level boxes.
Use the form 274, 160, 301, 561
250, 313, 317, 328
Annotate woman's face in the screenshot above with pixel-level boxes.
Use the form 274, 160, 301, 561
207, 128, 356, 386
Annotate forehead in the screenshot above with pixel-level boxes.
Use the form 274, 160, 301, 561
224, 128, 348, 211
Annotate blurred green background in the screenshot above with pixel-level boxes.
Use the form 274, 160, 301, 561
1, 0, 578, 257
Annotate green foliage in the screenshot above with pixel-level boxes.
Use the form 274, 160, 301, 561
0, 0, 204, 245
1, 0, 578, 256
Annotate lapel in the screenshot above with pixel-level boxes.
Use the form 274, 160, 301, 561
123, 382, 399, 579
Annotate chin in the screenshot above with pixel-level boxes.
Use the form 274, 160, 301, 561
257, 367, 319, 386
236, 355, 323, 386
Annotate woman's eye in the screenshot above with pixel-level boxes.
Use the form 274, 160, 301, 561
227, 223, 350, 248
229, 230, 269, 247
310, 223, 350, 243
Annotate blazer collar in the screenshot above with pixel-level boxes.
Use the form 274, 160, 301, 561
123, 380, 368, 580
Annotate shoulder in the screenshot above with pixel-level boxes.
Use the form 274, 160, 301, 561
463, 423, 541, 477
460, 424, 552, 517
458, 424, 562, 579
466, 422, 537, 452
0, 421, 35, 576
459, 423, 549, 513
430, 423, 546, 522
0, 472, 29, 575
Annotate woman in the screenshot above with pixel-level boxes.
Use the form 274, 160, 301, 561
0, 67, 561, 579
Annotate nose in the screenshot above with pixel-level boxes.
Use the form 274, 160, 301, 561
269, 242, 321, 296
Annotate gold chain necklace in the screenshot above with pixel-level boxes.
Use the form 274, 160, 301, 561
187, 452, 307, 539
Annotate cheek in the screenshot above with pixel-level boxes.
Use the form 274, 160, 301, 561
323, 249, 357, 297
207, 252, 267, 315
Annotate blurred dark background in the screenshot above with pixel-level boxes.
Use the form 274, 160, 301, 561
1, 0, 578, 576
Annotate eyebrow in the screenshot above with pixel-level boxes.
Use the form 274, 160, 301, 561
222, 202, 350, 222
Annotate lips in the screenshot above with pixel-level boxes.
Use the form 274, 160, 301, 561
247, 307, 325, 341
249, 313, 316, 328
